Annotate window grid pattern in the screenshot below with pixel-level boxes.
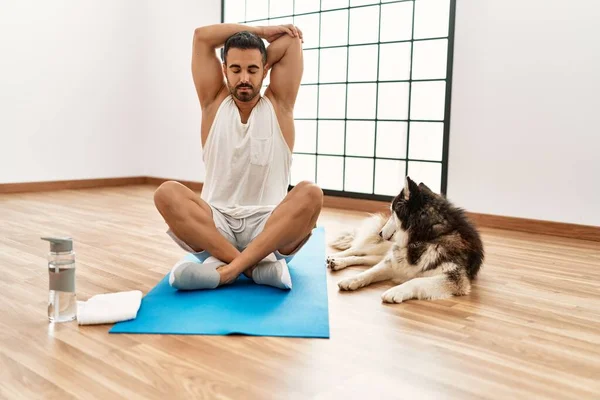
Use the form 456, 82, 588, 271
222, 0, 455, 200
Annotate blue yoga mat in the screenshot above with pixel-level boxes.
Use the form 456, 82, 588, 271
110, 227, 329, 338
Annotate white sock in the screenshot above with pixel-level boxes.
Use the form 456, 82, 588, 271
203, 256, 223, 264
168, 256, 225, 290
251, 258, 292, 290
261, 253, 277, 263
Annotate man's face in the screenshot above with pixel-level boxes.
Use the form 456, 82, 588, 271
223, 48, 267, 102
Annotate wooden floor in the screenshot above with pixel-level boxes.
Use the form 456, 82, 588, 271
1, 185, 599, 400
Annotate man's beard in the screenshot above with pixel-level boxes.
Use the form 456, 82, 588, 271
230, 82, 261, 102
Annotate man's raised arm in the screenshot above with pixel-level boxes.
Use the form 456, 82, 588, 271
264, 31, 304, 111
192, 24, 300, 108
192, 24, 262, 108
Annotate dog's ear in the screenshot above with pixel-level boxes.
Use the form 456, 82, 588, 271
403, 176, 419, 200
418, 182, 434, 194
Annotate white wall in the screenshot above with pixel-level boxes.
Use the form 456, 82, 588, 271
0, 0, 219, 184
143, 0, 220, 181
0, 1, 147, 183
448, 0, 600, 226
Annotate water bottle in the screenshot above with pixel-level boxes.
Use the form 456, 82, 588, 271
42, 237, 77, 322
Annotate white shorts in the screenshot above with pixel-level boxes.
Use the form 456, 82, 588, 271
167, 204, 310, 264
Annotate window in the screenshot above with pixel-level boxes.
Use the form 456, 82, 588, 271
223, 0, 455, 199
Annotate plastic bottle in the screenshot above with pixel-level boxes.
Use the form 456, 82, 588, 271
41, 237, 77, 322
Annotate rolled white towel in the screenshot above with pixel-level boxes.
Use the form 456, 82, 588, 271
76, 290, 143, 325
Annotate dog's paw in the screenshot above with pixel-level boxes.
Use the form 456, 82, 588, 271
381, 286, 412, 304
338, 277, 365, 291
327, 257, 343, 271
326, 256, 334, 269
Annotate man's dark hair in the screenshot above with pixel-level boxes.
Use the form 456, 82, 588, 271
221, 31, 267, 65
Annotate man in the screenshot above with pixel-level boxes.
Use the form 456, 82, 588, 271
153, 23, 323, 290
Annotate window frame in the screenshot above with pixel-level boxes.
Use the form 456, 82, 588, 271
221, 0, 456, 200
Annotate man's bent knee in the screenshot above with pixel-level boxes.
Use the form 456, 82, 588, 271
153, 181, 207, 224
154, 181, 183, 212
295, 181, 323, 210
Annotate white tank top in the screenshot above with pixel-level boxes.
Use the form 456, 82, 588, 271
201, 94, 292, 218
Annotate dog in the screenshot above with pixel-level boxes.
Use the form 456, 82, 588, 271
327, 176, 484, 303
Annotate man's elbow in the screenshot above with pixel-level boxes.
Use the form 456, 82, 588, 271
284, 34, 303, 46
283, 35, 303, 55
193, 26, 217, 44
284, 35, 303, 56
193, 27, 207, 43
267, 35, 302, 61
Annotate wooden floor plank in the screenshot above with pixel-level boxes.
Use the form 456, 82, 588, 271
0, 350, 77, 400
1, 185, 599, 399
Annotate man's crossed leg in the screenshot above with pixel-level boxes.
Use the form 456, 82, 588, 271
153, 181, 323, 290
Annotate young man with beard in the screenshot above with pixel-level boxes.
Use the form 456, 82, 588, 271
154, 24, 323, 291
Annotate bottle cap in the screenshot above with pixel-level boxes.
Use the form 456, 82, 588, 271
41, 237, 73, 253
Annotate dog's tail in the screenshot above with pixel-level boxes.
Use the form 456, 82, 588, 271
329, 230, 355, 250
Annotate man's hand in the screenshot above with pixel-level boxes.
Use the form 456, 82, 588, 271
262, 24, 303, 44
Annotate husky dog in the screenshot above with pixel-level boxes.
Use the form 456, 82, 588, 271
327, 177, 484, 303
